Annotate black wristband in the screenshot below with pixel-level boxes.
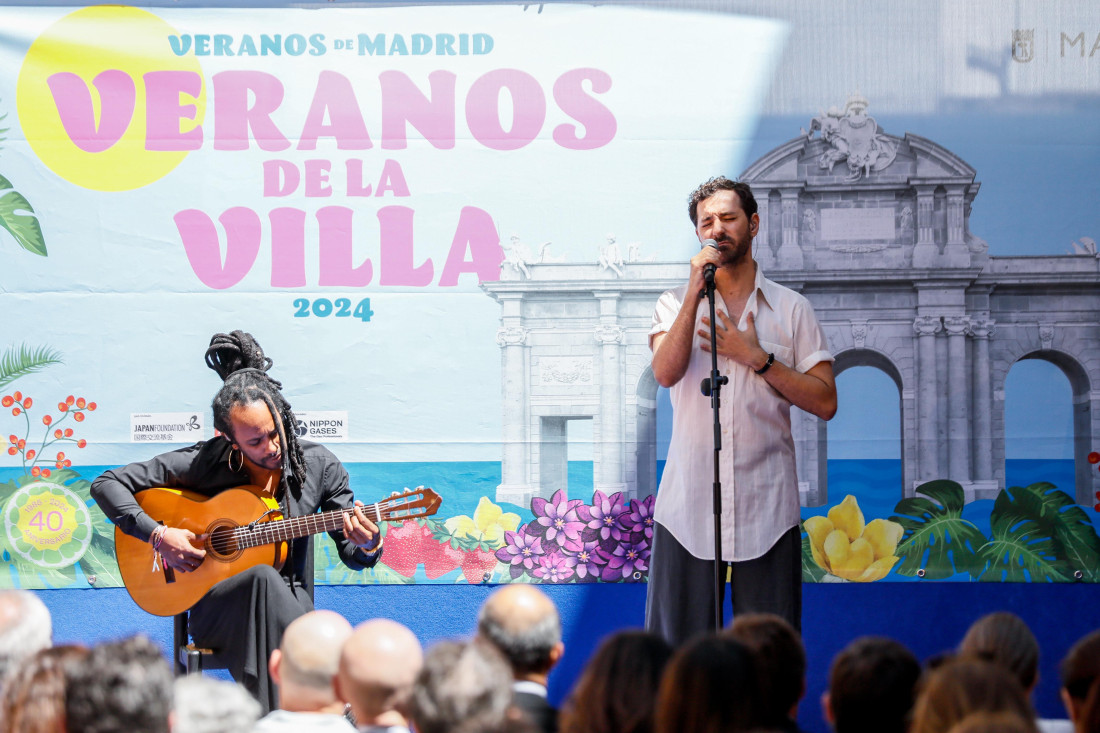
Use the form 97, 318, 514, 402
754, 352, 774, 375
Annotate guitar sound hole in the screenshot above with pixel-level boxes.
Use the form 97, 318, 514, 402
206, 522, 243, 561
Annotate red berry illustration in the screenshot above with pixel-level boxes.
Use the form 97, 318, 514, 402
11, 407, 20, 416
7, 435, 16, 444
30, 466, 40, 477
77, 439, 87, 448
73, 413, 85, 422
87, 402, 96, 411
63, 460, 71, 468
56, 451, 65, 460
58, 402, 68, 412
0, 396, 11, 407
42, 415, 52, 426
26, 449, 35, 460
53, 429, 62, 438
64, 428, 73, 437
66, 395, 74, 405
75, 397, 85, 409
17, 440, 25, 450
41, 468, 51, 478
1090, 452, 1100, 465
22, 397, 31, 409
13, 391, 22, 402
6, 447, 15, 456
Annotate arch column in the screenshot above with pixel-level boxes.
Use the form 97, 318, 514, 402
914, 315, 942, 483
944, 315, 972, 482
594, 293, 626, 495
971, 318, 995, 481
495, 292, 532, 505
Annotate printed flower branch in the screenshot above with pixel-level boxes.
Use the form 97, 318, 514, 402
2, 391, 96, 478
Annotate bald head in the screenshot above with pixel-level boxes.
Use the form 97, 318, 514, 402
338, 619, 423, 725
477, 585, 562, 677
271, 610, 352, 712
0, 590, 51, 681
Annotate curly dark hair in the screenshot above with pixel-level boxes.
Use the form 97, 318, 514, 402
687, 176, 758, 226
205, 330, 306, 490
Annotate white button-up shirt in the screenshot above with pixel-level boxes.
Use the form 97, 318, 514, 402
649, 267, 833, 562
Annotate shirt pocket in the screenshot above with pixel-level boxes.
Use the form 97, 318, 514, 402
759, 340, 794, 369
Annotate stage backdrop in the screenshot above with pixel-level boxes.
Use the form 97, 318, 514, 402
0, 1, 1098, 596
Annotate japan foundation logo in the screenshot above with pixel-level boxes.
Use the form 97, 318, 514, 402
1012, 29, 1035, 63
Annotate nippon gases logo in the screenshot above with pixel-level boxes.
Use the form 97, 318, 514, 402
294, 411, 349, 442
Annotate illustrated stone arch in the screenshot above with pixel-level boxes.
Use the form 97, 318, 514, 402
482, 99, 1100, 509
634, 367, 659, 500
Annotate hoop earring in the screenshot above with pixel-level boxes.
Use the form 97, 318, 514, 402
228, 447, 244, 473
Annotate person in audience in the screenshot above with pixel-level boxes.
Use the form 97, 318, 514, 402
65, 635, 174, 733
910, 657, 1038, 733
336, 619, 423, 733
1075, 678, 1100, 733
0, 644, 86, 733
725, 613, 808, 733
949, 712, 1044, 733
173, 675, 261, 733
1060, 630, 1100, 733
958, 612, 1070, 733
408, 640, 516, 733
559, 630, 672, 733
477, 586, 564, 733
0, 590, 52, 686
654, 634, 760, 733
255, 609, 355, 732
823, 636, 921, 733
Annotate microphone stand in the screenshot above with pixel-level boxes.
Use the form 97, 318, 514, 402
699, 264, 727, 631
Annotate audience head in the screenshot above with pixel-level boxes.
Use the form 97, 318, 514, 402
269, 609, 353, 713
0, 644, 86, 733
725, 612, 806, 726
825, 636, 921, 733
1077, 677, 1100, 733
1061, 630, 1100, 723
655, 634, 760, 733
959, 612, 1040, 692
0, 590, 52, 682
948, 712, 1042, 733
560, 630, 673, 733
409, 639, 514, 733
910, 657, 1036, 733
477, 585, 563, 680
337, 618, 423, 727
173, 676, 261, 733
65, 634, 173, 733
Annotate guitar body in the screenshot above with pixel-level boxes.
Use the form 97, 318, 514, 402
116, 487, 286, 617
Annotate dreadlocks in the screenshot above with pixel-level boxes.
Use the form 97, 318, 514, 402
206, 331, 306, 490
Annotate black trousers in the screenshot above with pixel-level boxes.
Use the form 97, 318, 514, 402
644, 521, 802, 647
187, 565, 313, 714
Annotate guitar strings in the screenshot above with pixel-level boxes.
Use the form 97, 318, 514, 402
202, 493, 430, 555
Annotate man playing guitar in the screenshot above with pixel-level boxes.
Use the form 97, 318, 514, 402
92, 330, 383, 713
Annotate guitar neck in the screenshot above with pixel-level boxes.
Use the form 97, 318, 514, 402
238, 503, 384, 549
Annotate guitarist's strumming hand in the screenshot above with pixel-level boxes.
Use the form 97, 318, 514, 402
156, 527, 206, 572
343, 501, 382, 553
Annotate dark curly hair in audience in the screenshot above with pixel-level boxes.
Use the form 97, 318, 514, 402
687, 176, 758, 226
655, 634, 760, 733
206, 330, 306, 490
560, 630, 673, 733
828, 636, 921, 733
65, 635, 173, 733
1, 645, 88, 733
724, 613, 806, 728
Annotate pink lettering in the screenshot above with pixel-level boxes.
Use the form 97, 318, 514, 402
270, 208, 307, 287
212, 71, 289, 151
263, 160, 299, 196
379, 70, 456, 149
304, 159, 332, 197
174, 207, 261, 289
552, 68, 616, 151
438, 206, 502, 286
379, 206, 433, 286
375, 159, 410, 197
47, 70, 135, 153
465, 69, 545, 151
318, 206, 373, 286
144, 70, 203, 151
299, 71, 372, 150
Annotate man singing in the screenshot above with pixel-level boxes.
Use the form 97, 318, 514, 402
646, 177, 836, 645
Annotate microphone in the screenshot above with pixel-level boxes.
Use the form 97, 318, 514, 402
702, 238, 718, 287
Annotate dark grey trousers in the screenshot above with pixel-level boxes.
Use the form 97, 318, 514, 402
644, 521, 802, 646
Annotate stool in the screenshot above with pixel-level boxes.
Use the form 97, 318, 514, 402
172, 611, 224, 675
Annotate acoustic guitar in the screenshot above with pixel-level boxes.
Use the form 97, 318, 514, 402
116, 485, 441, 616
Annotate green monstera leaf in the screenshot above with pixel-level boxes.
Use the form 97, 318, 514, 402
0, 173, 46, 257
890, 480, 987, 579
800, 523, 826, 582
978, 483, 1100, 583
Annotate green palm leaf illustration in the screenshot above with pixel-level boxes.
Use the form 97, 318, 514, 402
977, 483, 1096, 582
890, 480, 987, 579
0, 173, 47, 256
0, 344, 63, 390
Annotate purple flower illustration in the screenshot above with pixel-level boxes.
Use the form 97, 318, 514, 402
601, 541, 650, 582
496, 526, 545, 579
624, 495, 656, 543
532, 489, 587, 552
533, 550, 576, 583
585, 490, 627, 544
572, 540, 609, 582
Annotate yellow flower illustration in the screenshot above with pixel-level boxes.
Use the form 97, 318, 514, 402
804, 495, 903, 582
444, 497, 521, 548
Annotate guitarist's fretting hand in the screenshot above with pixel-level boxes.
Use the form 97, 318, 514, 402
343, 501, 382, 553
158, 527, 207, 572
